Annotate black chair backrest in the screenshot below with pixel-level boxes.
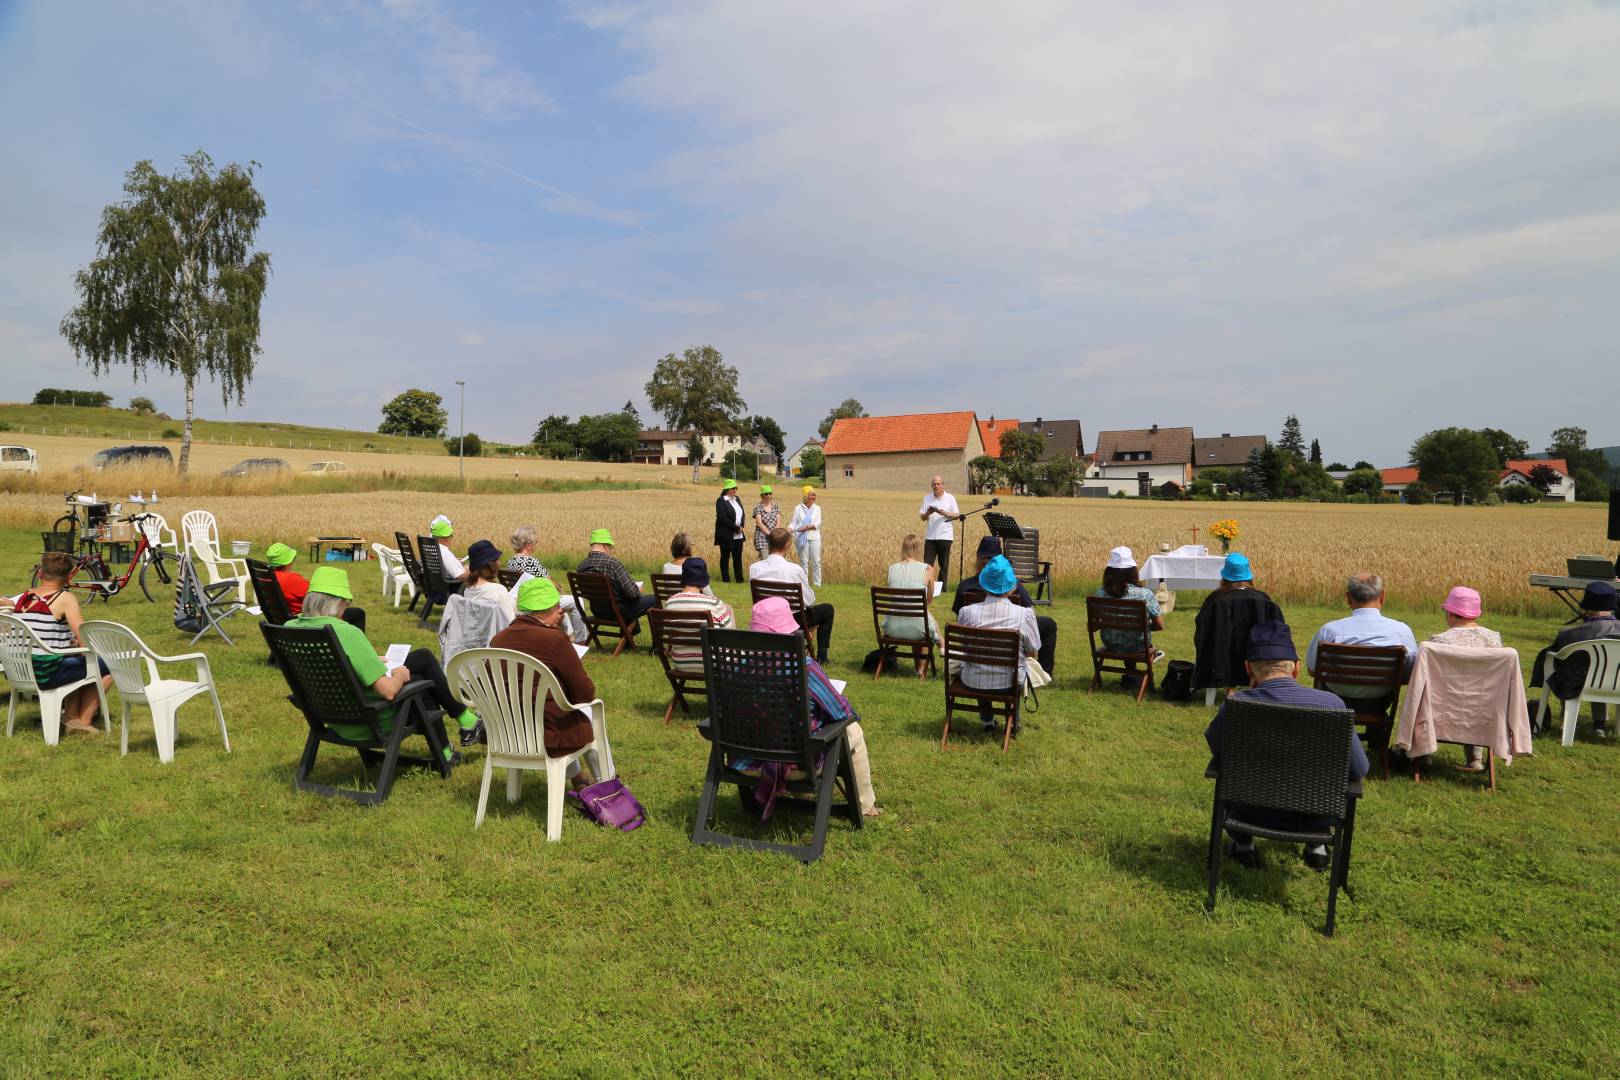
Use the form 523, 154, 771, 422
749, 578, 806, 617
394, 532, 425, 589
416, 535, 450, 594
648, 607, 709, 669
1086, 595, 1149, 636
1313, 643, 1406, 696
568, 570, 625, 623
261, 623, 378, 731
701, 627, 814, 770
1002, 529, 1041, 576
1217, 699, 1354, 820
497, 568, 523, 590
650, 573, 683, 606
943, 624, 1021, 677
246, 558, 292, 626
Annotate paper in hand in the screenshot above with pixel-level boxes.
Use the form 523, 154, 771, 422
574, 643, 589, 659
830, 679, 847, 695
507, 571, 534, 600
383, 643, 410, 668
933, 581, 944, 597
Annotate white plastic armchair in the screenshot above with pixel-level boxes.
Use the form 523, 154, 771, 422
183, 510, 249, 603
372, 543, 416, 607
0, 613, 107, 745
446, 648, 615, 841
78, 620, 229, 764
1536, 640, 1620, 747
136, 512, 180, 554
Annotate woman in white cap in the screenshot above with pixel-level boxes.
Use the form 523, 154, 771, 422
1096, 546, 1166, 677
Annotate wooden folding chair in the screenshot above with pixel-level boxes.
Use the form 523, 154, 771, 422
1085, 595, 1155, 701
1313, 642, 1407, 780
650, 573, 684, 607
1002, 528, 1052, 605
942, 624, 1023, 751
647, 607, 711, 723
567, 571, 639, 657
749, 578, 817, 653
869, 586, 936, 680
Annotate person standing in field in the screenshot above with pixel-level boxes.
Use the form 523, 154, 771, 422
751, 484, 780, 561
713, 479, 746, 583
791, 486, 823, 587
918, 474, 960, 587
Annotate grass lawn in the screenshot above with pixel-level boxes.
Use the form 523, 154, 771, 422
2, 526, 1618, 1077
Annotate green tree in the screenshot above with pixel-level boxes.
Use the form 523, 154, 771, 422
968, 454, 1004, 495
33, 388, 113, 407
1244, 445, 1284, 499
575, 412, 641, 462
1189, 477, 1217, 499
1032, 454, 1084, 497
1410, 427, 1499, 505
1548, 426, 1611, 500
747, 415, 787, 471
720, 448, 759, 482
59, 151, 270, 476
818, 397, 867, 439
129, 396, 156, 415
443, 431, 482, 457
999, 427, 1046, 493
1309, 438, 1322, 465
532, 414, 579, 456
621, 400, 642, 428
1278, 415, 1306, 459
1326, 461, 1348, 471
379, 389, 448, 438
1480, 427, 1529, 467
1501, 483, 1542, 503
645, 346, 747, 482
1342, 468, 1383, 499
1402, 480, 1435, 505
799, 446, 824, 479
1353, 460, 1376, 471
1526, 464, 1561, 494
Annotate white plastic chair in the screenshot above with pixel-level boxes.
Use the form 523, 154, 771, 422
78, 620, 229, 764
446, 648, 615, 841
371, 543, 416, 607
183, 525, 249, 606
0, 613, 107, 744
136, 512, 180, 554
1535, 640, 1620, 747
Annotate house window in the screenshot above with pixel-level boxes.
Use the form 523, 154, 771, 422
843, 466, 854, 478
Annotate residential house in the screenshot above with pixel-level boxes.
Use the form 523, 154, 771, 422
1499, 458, 1576, 502
1192, 433, 1267, 477
1084, 425, 1195, 496
822, 411, 985, 491
785, 437, 823, 477
976, 416, 1020, 459
1018, 417, 1085, 461
634, 430, 769, 468
1380, 467, 1420, 501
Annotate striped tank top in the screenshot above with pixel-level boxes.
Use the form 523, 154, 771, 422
13, 591, 76, 681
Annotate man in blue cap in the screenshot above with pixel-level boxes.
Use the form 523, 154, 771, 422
1203, 620, 1369, 870
952, 535, 1058, 677
1529, 580, 1620, 737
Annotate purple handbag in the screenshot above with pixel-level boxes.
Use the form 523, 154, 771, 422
566, 777, 646, 831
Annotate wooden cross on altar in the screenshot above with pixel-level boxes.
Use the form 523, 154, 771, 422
1191, 525, 1199, 547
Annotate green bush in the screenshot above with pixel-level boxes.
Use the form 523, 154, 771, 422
161, 427, 182, 439
443, 432, 483, 457
1500, 483, 1542, 504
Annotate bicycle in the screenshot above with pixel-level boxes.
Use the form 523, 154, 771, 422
31, 511, 179, 604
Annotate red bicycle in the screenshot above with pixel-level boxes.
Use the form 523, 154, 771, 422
32, 508, 179, 603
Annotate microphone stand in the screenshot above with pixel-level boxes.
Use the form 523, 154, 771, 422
954, 501, 999, 585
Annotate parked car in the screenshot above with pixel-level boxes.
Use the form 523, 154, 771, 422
222, 457, 291, 477
0, 445, 39, 474
93, 445, 174, 470
305, 460, 348, 474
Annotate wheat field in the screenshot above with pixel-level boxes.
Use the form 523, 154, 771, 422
3, 477, 1606, 615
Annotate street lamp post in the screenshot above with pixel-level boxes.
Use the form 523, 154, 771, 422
455, 380, 466, 484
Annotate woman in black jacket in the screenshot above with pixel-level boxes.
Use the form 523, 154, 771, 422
713, 479, 746, 582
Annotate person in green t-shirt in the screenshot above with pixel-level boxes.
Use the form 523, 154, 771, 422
285, 567, 482, 755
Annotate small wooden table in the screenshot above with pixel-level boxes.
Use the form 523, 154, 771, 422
307, 536, 365, 563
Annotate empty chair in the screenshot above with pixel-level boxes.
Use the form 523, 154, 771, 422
1001, 528, 1052, 605
78, 620, 228, 764
1311, 643, 1407, 780
372, 543, 415, 607
446, 648, 616, 841
0, 612, 108, 745
173, 553, 247, 646
181, 509, 249, 603
136, 512, 180, 554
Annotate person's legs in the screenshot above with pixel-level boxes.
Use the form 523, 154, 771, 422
924, 539, 952, 587
1035, 615, 1057, 678
558, 595, 588, 643
632, 594, 659, 621
729, 539, 744, 582
403, 647, 478, 735
841, 721, 878, 814
717, 544, 733, 583
341, 606, 366, 633
805, 538, 822, 587
802, 603, 834, 661
974, 683, 1015, 731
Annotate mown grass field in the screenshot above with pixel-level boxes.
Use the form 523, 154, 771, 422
2, 513, 1618, 1077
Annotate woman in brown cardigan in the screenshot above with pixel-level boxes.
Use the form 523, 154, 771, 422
488, 577, 598, 784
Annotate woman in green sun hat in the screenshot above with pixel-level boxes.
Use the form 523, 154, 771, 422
750, 484, 779, 561
266, 542, 365, 630
713, 478, 745, 582
287, 566, 483, 752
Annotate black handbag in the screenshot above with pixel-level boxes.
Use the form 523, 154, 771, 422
1160, 660, 1196, 702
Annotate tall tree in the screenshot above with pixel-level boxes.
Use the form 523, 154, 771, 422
1277, 415, 1306, 459
1308, 438, 1322, 465
999, 427, 1046, 494
747, 415, 787, 471
1410, 427, 1499, 505
621, 400, 642, 428
379, 389, 448, 438
1548, 426, 1611, 500
644, 346, 747, 482
818, 397, 867, 439
1244, 445, 1284, 499
575, 412, 640, 462
532, 414, 578, 448
1479, 427, 1529, 467
799, 446, 824, 478
59, 151, 270, 476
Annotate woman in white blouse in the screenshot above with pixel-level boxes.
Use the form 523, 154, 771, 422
790, 486, 823, 587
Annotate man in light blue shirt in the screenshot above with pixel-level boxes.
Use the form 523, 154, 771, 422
1306, 572, 1417, 707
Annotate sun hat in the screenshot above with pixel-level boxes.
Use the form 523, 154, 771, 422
430, 515, 453, 538
760, 485, 773, 495
1106, 546, 1136, 570
979, 554, 1017, 595
1581, 580, 1617, 611
589, 528, 614, 546
1246, 621, 1297, 661
307, 566, 353, 600
1220, 553, 1254, 582
802, 485, 815, 495
1442, 586, 1482, 619
750, 596, 800, 635
517, 576, 561, 613
680, 557, 711, 588
466, 539, 502, 570
722, 478, 738, 491
975, 535, 1003, 559
265, 542, 297, 568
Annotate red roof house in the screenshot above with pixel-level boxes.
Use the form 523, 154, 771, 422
823, 411, 984, 491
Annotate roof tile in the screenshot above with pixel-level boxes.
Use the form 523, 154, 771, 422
823, 411, 979, 455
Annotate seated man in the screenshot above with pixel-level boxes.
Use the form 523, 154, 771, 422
1205, 621, 1369, 870
1529, 580, 1620, 737
284, 566, 478, 754
953, 535, 1058, 677
1305, 571, 1417, 712
266, 542, 364, 630
487, 577, 604, 789
748, 526, 835, 665
577, 528, 658, 622
663, 558, 734, 674
956, 555, 1041, 734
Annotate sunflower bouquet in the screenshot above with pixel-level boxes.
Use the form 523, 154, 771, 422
1209, 518, 1240, 553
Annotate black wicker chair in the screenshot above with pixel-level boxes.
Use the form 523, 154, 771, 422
869, 586, 936, 680
415, 534, 457, 627
393, 531, 427, 614
942, 624, 1023, 751
568, 570, 639, 657
1312, 642, 1407, 780
1206, 698, 1363, 937
650, 573, 684, 607
647, 607, 710, 724
1085, 595, 1155, 700
261, 622, 453, 805
691, 628, 861, 863
1002, 528, 1052, 605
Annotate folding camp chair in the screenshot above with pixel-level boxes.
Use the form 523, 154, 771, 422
173, 552, 249, 646
1085, 595, 1156, 700
942, 624, 1023, 751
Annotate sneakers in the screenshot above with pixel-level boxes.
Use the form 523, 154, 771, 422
1302, 844, 1331, 871
1594, 724, 1613, 739
1152, 648, 1166, 664
459, 720, 486, 747
441, 746, 463, 767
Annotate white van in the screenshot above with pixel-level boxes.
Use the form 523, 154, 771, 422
0, 445, 38, 474
306, 461, 348, 474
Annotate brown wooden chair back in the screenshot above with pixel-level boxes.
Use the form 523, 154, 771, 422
1085, 595, 1155, 700
942, 623, 1023, 751
651, 573, 683, 606
647, 607, 711, 723
566, 570, 637, 657
869, 586, 936, 680
1313, 641, 1408, 780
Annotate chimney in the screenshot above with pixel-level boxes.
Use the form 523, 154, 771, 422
1150, 424, 1158, 434
1035, 416, 1043, 426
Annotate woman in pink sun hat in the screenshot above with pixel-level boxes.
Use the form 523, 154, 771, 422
1428, 585, 1501, 771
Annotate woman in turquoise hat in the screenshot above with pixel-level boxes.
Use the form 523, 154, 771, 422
266, 541, 365, 629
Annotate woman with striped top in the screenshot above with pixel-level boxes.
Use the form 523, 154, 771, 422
7, 552, 111, 734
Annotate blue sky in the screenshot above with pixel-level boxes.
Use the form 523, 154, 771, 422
2, 0, 1618, 464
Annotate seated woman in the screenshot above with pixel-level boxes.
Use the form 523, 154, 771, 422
487, 577, 605, 791
461, 540, 516, 621
505, 525, 587, 643
7, 551, 111, 735
1094, 546, 1165, 676
265, 542, 364, 630
1429, 586, 1501, 771
1193, 553, 1284, 694
662, 532, 713, 597
664, 558, 734, 673
286, 567, 481, 752
883, 533, 940, 677
746, 597, 881, 818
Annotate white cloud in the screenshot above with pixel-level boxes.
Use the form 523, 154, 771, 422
374, 0, 553, 117
457, 332, 487, 346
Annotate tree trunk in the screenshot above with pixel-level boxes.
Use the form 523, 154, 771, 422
180, 374, 195, 476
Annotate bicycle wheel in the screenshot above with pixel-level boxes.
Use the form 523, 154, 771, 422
53, 513, 78, 535
140, 548, 178, 603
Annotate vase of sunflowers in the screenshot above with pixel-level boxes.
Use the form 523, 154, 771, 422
1209, 518, 1240, 554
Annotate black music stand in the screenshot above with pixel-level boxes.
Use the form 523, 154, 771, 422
984, 512, 1024, 543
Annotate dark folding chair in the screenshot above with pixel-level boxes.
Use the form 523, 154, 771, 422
691, 628, 862, 864
749, 578, 817, 653
415, 534, 457, 627
869, 586, 936, 680
647, 607, 710, 724
650, 573, 683, 607
261, 622, 452, 805
393, 531, 427, 614
1002, 528, 1052, 605
567, 571, 639, 657
1206, 699, 1362, 937
1313, 642, 1407, 780
497, 568, 523, 590
173, 552, 246, 646
246, 558, 292, 665
942, 624, 1023, 751
1085, 595, 1155, 701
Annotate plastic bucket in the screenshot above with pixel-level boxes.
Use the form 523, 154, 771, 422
230, 540, 252, 557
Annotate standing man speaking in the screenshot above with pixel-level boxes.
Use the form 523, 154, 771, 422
918, 474, 960, 587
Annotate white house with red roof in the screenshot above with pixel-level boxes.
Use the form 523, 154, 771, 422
822, 411, 984, 490
1499, 458, 1576, 501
